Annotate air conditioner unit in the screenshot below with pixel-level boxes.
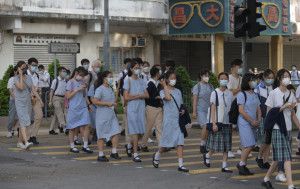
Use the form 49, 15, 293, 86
132, 37, 146, 47
291, 22, 298, 34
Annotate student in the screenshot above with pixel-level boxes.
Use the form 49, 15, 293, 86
7, 67, 18, 138
38, 64, 51, 117
14, 61, 44, 149
66, 67, 93, 153
192, 70, 214, 154
92, 71, 121, 161
141, 61, 151, 83
123, 61, 149, 162
227, 59, 243, 158
254, 69, 274, 169
291, 65, 300, 86
141, 67, 163, 152
48, 67, 68, 135
262, 69, 300, 189
203, 72, 234, 173
236, 73, 261, 175
152, 71, 189, 172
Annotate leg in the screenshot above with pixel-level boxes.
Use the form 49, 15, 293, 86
20, 127, 29, 144
7, 99, 15, 132
284, 161, 293, 186
154, 108, 163, 144
31, 101, 43, 137
133, 134, 139, 153
241, 146, 254, 164
265, 161, 279, 179
201, 125, 209, 143
97, 139, 105, 155
68, 129, 78, 153
177, 145, 188, 172
53, 96, 66, 128
141, 106, 154, 148
49, 113, 57, 131
111, 134, 119, 150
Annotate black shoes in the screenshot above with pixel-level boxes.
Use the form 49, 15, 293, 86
82, 147, 93, 153
178, 166, 189, 172
296, 148, 300, 155
252, 145, 260, 152
237, 164, 254, 175
120, 129, 125, 136
65, 129, 69, 135
203, 153, 210, 168
221, 168, 233, 173
263, 162, 270, 169
256, 157, 264, 168
133, 156, 142, 162
29, 137, 39, 145
141, 146, 150, 152
70, 148, 79, 153
261, 181, 274, 189
106, 140, 112, 147
200, 145, 208, 154
152, 129, 156, 137
58, 127, 64, 133
152, 153, 159, 168
125, 144, 132, 157
110, 153, 122, 160
97, 156, 109, 162
49, 130, 58, 135
74, 140, 81, 145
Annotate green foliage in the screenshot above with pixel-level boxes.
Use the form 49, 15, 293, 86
175, 66, 194, 89
209, 71, 220, 89
48, 59, 61, 78
0, 65, 14, 116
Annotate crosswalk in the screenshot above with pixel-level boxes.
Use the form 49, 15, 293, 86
6, 132, 300, 187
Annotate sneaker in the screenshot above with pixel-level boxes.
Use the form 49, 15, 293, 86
17, 143, 26, 148
7, 132, 13, 138
31, 136, 39, 145
25, 142, 33, 150
237, 148, 242, 155
49, 130, 58, 135
275, 173, 287, 182
228, 151, 235, 158
148, 138, 154, 143
261, 181, 274, 189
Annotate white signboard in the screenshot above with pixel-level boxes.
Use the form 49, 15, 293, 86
48, 43, 80, 54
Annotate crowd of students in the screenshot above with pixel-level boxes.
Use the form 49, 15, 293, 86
6, 57, 300, 189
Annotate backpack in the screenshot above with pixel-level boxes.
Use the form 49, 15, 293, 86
87, 72, 93, 90
53, 78, 66, 94
229, 91, 247, 124
118, 71, 128, 96
191, 82, 214, 103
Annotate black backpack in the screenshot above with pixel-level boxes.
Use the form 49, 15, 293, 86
118, 71, 128, 96
229, 91, 247, 124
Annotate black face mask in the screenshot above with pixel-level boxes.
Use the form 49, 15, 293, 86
22, 68, 28, 75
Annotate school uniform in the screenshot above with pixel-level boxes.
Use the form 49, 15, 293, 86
254, 81, 273, 143
123, 77, 147, 135
265, 88, 296, 161
38, 70, 51, 117
206, 89, 234, 152
87, 85, 97, 129
7, 77, 18, 131
94, 85, 120, 139
159, 89, 184, 147
141, 72, 150, 84
50, 77, 67, 130
237, 91, 260, 148
192, 83, 214, 126
66, 79, 91, 129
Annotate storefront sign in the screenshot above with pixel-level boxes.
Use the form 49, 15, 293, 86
14, 35, 76, 45
48, 43, 80, 54
169, 0, 290, 35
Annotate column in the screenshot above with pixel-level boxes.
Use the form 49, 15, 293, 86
269, 35, 283, 72
213, 33, 224, 74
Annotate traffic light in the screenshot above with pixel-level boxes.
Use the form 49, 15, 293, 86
247, 0, 267, 38
234, 6, 250, 38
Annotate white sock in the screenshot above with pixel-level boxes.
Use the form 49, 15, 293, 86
201, 140, 206, 146
155, 152, 161, 160
134, 153, 138, 158
127, 143, 132, 148
112, 148, 117, 154
264, 177, 270, 182
82, 137, 85, 143
99, 151, 104, 157
70, 143, 75, 149
205, 153, 210, 164
178, 158, 183, 167
222, 161, 227, 168
239, 161, 246, 166
288, 185, 295, 189
74, 136, 78, 141
84, 141, 88, 148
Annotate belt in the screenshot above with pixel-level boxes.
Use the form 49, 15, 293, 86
55, 95, 65, 98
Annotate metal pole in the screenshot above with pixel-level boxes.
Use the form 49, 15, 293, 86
103, 0, 110, 71
54, 53, 57, 79
72, 53, 75, 72
211, 34, 215, 73
242, 36, 247, 75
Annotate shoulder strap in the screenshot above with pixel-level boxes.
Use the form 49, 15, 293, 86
54, 79, 59, 93
22, 78, 32, 93
214, 90, 219, 106
88, 72, 93, 89
197, 82, 201, 94
284, 91, 291, 104
242, 91, 247, 105
170, 93, 180, 112
70, 79, 75, 92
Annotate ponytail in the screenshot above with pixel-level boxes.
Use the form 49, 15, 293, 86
128, 61, 138, 77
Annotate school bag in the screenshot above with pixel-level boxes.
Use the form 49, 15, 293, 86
118, 71, 128, 97
191, 82, 214, 104
65, 79, 84, 109
228, 91, 247, 124
53, 78, 67, 94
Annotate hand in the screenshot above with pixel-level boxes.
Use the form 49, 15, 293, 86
213, 123, 218, 132
40, 101, 44, 108
77, 86, 86, 91
180, 109, 185, 115
49, 102, 52, 107
160, 79, 167, 88
192, 112, 197, 119
112, 103, 117, 107
155, 96, 162, 100
18, 68, 23, 75
88, 104, 93, 112
41, 79, 44, 82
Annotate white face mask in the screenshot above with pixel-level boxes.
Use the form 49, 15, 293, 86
281, 78, 290, 87
76, 75, 83, 81
169, 79, 176, 86
143, 67, 150, 73
159, 70, 162, 75
203, 77, 209, 83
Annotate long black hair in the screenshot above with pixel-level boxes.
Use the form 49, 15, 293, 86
10, 66, 18, 78
127, 61, 138, 77
273, 69, 291, 88
94, 71, 112, 91
71, 66, 88, 79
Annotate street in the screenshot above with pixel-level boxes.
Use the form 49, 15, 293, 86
1, 128, 299, 189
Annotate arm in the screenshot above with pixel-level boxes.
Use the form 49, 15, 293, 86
15, 74, 24, 90
138, 89, 149, 99
49, 89, 54, 107
211, 103, 219, 132
163, 86, 171, 101
9, 88, 15, 100
123, 90, 139, 101
66, 85, 85, 100
92, 97, 116, 107
257, 106, 262, 123
192, 95, 198, 119
229, 87, 241, 96
238, 105, 257, 126
31, 84, 44, 107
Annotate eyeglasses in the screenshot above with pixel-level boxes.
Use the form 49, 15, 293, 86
169, 0, 224, 29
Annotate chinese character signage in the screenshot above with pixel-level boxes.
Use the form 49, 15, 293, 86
169, 0, 290, 35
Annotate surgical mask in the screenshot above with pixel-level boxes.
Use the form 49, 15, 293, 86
266, 79, 274, 85
203, 77, 209, 83
83, 64, 89, 70
220, 80, 228, 87
30, 66, 37, 73
143, 67, 150, 73
134, 69, 141, 75
106, 78, 114, 85
169, 79, 176, 86
292, 67, 296, 71
159, 70, 162, 75
61, 72, 67, 78
127, 65, 131, 70
237, 68, 243, 75
95, 68, 100, 73
22, 68, 28, 75
249, 69, 253, 73
66, 75, 70, 80
251, 80, 258, 89
76, 75, 83, 81
282, 78, 290, 87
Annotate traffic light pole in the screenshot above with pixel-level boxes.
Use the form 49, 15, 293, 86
242, 36, 247, 75
103, 0, 110, 71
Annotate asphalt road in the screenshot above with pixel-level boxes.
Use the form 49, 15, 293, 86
0, 128, 299, 189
